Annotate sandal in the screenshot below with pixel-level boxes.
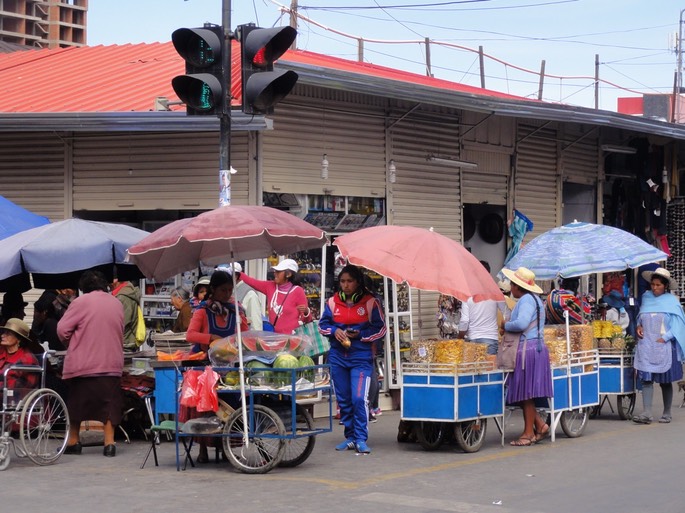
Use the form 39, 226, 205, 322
510, 437, 535, 447
534, 424, 550, 443
632, 414, 653, 425
658, 415, 672, 424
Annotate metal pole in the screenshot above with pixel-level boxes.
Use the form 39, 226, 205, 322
425, 37, 432, 77
594, 54, 599, 110
219, 0, 232, 206
538, 59, 546, 101
677, 9, 685, 123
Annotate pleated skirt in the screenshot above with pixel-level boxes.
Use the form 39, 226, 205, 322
637, 342, 684, 384
506, 338, 554, 404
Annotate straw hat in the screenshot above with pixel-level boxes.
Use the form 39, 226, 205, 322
641, 267, 678, 291
2, 318, 32, 345
501, 267, 543, 294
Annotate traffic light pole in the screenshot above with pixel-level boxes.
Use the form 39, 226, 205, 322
219, 0, 231, 206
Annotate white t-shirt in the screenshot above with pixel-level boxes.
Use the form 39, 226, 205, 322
458, 298, 503, 340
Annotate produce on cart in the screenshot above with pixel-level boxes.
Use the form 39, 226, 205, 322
126, 205, 331, 474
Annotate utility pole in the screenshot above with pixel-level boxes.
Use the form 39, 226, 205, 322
219, 0, 232, 206
289, 0, 298, 49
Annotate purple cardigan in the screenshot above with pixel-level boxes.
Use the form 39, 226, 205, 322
57, 290, 125, 379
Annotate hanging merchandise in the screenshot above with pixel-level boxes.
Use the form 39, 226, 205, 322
502, 210, 533, 268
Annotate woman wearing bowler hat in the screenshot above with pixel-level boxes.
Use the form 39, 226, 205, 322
632, 267, 685, 425
501, 267, 553, 446
0, 318, 40, 391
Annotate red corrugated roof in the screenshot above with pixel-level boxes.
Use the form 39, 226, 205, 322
0, 41, 524, 113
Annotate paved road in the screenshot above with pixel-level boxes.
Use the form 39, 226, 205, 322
4, 393, 684, 513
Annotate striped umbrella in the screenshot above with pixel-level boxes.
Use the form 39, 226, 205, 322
504, 222, 668, 279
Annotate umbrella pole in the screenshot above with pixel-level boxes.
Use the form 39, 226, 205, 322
231, 256, 250, 448
417, 289, 423, 340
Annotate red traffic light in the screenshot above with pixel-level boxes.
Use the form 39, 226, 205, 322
239, 24, 298, 114
243, 26, 296, 69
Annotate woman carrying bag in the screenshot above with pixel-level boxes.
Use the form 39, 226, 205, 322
237, 259, 311, 334
501, 267, 553, 447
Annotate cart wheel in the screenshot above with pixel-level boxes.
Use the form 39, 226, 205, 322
0, 441, 10, 471
454, 419, 487, 453
415, 421, 447, 451
222, 405, 286, 474
616, 394, 636, 420
559, 408, 589, 438
19, 388, 69, 466
277, 405, 316, 468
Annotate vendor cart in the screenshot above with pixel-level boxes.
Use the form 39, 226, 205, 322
173, 364, 333, 474
544, 349, 599, 441
401, 362, 505, 453
590, 350, 636, 420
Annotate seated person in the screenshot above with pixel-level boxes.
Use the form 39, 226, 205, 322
0, 318, 40, 392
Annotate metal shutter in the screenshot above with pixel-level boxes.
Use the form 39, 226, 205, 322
261, 100, 386, 198
72, 132, 249, 210
460, 149, 510, 206
0, 132, 66, 220
515, 122, 560, 242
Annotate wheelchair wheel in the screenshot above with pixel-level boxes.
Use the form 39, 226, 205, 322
222, 405, 285, 474
276, 404, 316, 468
19, 388, 69, 466
454, 419, 487, 453
0, 441, 11, 471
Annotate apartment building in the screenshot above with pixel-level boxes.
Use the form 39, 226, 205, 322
0, 0, 87, 48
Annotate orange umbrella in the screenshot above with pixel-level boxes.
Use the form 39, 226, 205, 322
335, 225, 503, 303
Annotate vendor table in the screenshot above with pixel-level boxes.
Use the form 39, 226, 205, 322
170, 364, 333, 474
400, 362, 505, 452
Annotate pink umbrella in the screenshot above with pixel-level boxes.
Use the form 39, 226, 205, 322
335, 225, 503, 303
126, 205, 327, 280
126, 205, 326, 446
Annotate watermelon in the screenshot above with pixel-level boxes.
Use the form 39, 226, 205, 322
258, 337, 288, 352
245, 360, 272, 386
241, 336, 260, 351
272, 353, 300, 387
297, 355, 316, 382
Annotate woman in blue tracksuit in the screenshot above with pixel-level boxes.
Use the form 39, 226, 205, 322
319, 264, 386, 454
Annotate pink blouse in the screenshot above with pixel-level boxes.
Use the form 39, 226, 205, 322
239, 274, 312, 334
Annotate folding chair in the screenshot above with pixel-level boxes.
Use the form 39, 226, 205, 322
140, 420, 194, 470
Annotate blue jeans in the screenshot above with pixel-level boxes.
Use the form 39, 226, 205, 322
468, 337, 498, 355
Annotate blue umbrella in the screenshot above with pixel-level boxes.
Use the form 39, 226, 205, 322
0, 196, 49, 240
504, 221, 668, 280
0, 218, 149, 291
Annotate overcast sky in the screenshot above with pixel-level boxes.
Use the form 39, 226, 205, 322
88, 0, 681, 111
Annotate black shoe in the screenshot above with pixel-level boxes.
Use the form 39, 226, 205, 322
64, 442, 82, 455
103, 444, 116, 457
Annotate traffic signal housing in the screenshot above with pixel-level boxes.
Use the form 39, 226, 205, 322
238, 24, 298, 115
171, 26, 224, 116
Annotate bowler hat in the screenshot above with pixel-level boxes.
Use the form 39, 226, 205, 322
2, 291, 27, 309
2, 318, 31, 344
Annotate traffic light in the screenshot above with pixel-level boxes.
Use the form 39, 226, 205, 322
171, 25, 224, 116
238, 24, 298, 115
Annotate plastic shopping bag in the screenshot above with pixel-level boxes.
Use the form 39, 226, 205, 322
196, 366, 220, 413
179, 369, 202, 408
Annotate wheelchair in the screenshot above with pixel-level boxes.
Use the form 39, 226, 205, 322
0, 350, 70, 470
